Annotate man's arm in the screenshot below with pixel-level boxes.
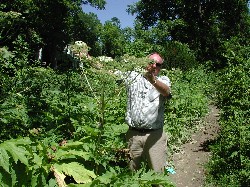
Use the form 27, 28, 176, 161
144, 61, 172, 98
150, 78, 171, 97
145, 74, 171, 97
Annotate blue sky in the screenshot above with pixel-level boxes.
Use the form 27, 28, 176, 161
83, 1, 250, 27
82, 0, 138, 28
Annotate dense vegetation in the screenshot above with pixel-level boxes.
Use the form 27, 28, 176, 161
0, 0, 249, 186
206, 38, 250, 186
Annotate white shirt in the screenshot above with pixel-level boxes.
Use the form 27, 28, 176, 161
121, 71, 171, 129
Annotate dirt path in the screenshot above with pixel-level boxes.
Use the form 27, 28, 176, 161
169, 105, 220, 187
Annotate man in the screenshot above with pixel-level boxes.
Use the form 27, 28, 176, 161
123, 53, 171, 173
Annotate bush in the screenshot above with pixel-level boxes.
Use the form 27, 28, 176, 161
206, 44, 250, 186
163, 66, 212, 154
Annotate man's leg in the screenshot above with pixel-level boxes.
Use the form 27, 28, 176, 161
126, 129, 144, 171
145, 129, 167, 172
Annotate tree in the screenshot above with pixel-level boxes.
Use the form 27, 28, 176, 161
0, 0, 107, 68
0, 0, 42, 64
100, 18, 126, 57
130, 0, 250, 67
68, 12, 102, 56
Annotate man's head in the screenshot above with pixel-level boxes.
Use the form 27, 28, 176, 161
148, 53, 164, 65
147, 53, 164, 75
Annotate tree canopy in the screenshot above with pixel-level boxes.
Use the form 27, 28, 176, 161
1, 0, 249, 69
0, 0, 106, 68
129, 0, 250, 67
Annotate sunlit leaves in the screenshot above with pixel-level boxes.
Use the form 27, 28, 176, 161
82, 0, 106, 10
54, 162, 96, 184
206, 44, 250, 186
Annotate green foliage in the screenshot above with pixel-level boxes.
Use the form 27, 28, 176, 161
0, 138, 31, 173
0, 10, 32, 72
215, 43, 250, 117
122, 20, 198, 71
1, 0, 106, 68
132, 0, 250, 68
0, 47, 14, 67
207, 116, 250, 186
4, 0, 250, 186
211, 36, 250, 69
0, 137, 98, 186
124, 38, 154, 57
163, 66, 211, 154
73, 168, 174, 187
206, 44, 250, 186
100, 20, 127, 57
54, 162, 96, 184
82, 0, 106, 9
0, 53, 211, 186
163, 41, 197, 70
0, 6, 42, 65
0, 10, 22, 43
123, 20, 170, 57
0, 93, 30, 139
68, 11, 102, 56
0, 47, 14, 100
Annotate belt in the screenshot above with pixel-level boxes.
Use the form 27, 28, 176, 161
129, 126, 156, 133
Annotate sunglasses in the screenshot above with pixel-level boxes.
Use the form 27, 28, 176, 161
156, 63, 163, 67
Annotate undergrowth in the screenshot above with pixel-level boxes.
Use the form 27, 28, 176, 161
205, 39, 250, 186
0, 55, 212, 186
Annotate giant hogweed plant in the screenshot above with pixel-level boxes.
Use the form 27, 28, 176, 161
70, 55, 210, 185
0, 53, 175, 186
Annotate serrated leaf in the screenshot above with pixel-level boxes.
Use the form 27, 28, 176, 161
4, 144, 28, 165
33, 153, 43, 166
11, 137, 32, 145
140, 170, 168, 183
94, 171, 115, 184
1, 138, 31, 166
60, 141, 84, 148
230, 151, 238, 158
0, 147, 10, 173
10, 166, 17, 186
54, 162, 96, 184
55, 149, 90, 160
31, 172, 40, 187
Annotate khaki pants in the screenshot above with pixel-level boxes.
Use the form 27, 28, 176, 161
126, 128, 167, 172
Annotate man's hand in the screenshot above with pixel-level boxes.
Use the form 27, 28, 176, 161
144, 71, 156, 84
144, 63, 157, 84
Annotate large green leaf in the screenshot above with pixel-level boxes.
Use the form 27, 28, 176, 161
54, 162, 96, 184
91, 171, 116, 185
55, 149, 90, 160
140, 170, 170, 184
0, 147, 10, 173
1, 138, 32, 166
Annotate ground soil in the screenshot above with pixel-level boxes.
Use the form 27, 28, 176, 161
169, 105, 220, 187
